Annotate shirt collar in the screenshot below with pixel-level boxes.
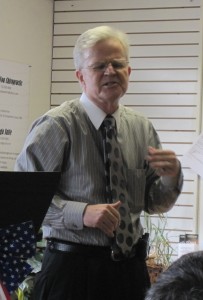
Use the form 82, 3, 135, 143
80, 93, 121, 130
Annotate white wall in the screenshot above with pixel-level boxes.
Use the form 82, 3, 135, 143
198, 5, 203, 248
0, 0, 54, 125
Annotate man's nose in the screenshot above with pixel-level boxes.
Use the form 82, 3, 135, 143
104, 63, 116, 74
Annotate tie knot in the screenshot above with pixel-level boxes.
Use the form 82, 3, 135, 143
102, 115, 116, 130
101, 115, 117, 139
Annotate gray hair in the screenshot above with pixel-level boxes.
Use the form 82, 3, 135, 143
145, 251, 203, 300
73, 26, 130, 70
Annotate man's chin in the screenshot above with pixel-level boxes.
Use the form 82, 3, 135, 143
105, 93, 124, 103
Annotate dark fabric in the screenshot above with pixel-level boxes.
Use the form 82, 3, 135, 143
47, 238, 111, 256
46, 237, 149, 261
33, 247, 150, 300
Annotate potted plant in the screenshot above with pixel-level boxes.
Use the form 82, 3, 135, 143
143, 212, 174, 283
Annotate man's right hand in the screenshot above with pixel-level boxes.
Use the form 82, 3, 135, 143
83, 201, 121, 237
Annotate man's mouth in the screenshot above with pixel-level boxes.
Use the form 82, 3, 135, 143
103, 81, 118, 87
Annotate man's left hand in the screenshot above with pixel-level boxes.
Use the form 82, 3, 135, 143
146, 146, 180, 177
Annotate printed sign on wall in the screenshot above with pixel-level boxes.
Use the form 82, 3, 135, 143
0, 59, 30, 171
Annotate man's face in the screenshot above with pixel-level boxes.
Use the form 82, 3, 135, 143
76, 38, 131, 112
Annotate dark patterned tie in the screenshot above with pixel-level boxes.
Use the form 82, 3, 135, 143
101, 115, 134, 257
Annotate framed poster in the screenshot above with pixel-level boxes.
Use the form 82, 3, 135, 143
0, 59, 30, 171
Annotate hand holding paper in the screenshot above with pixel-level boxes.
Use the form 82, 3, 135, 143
183, 132, 203, 178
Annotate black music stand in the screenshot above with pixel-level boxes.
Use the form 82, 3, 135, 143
0, 171, 60, 233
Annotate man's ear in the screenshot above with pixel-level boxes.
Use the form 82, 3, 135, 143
76, 70, 83, 83
76, 70, 86, 90
128, 66, 131, 76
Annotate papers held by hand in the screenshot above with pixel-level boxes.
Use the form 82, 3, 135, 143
183, 132, 203, 178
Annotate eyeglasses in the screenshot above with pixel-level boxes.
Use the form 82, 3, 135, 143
85, 59, 129, 72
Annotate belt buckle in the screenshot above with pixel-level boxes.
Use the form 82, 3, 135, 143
111, 246, 137, 261
111, 249, 125, 261
47, 239, 54, 250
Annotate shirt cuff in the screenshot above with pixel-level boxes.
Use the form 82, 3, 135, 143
161, 175, 177, 187
161, 169, 184, 191
63, 201, 88, 230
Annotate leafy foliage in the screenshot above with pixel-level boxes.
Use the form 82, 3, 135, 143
144, 212, 174, 268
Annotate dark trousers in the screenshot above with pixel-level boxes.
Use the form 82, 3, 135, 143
33, 247, 150, 300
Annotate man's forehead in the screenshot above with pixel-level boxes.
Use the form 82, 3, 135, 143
83, 43, 126, 63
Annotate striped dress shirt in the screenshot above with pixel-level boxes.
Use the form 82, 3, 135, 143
15, 93, 183, 246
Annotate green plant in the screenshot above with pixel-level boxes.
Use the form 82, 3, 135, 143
143, 212, 174, 269
143, 212, 174, 283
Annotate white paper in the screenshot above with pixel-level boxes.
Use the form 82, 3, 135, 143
183, 132, 203, 178
0, 59, 30, 171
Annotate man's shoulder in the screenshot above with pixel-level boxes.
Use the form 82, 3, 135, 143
47, 98, 80, 116
31, 98, 82, 129
120, 104, 149, 123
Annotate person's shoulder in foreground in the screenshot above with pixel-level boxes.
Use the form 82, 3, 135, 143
145, 251, 203, 300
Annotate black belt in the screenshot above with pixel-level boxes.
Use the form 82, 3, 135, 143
47, 236, 149, 262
